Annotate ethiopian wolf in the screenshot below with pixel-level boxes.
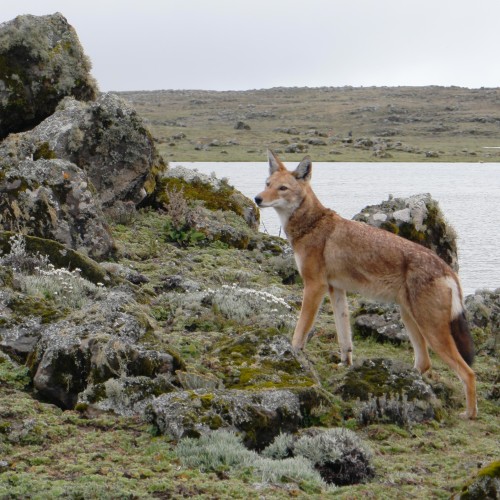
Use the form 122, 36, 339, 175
255, 150, 477, 419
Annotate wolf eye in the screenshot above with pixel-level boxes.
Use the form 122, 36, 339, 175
279, 185, 288, 191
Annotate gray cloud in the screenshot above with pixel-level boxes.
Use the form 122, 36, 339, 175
2, 0, 499, 91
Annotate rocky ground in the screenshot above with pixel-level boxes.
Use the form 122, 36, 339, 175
0, 12, 498, 500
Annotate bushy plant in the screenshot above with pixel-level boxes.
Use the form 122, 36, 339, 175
292, 428, 374, 486
260, 432, 295, 459
206, 284, 295, 329
1, 234, 105, 309
176, 430, 329, 491
162, 186, 206, 247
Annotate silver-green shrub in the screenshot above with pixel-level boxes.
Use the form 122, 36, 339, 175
176, 430, 329, 490
293, 428, 374, 486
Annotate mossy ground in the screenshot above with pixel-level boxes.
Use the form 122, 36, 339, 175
1, 208, 498, 498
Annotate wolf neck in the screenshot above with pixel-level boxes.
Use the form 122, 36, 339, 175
278, 188, 332, 244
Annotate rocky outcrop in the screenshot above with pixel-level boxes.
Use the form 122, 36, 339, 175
0, 159, 115, 259
1, 93, 166, 209
1, 286, 183, 409
0, 93, 168, 257
147, 386, 330, 450
353, 193, 458, 270
0, 13, 98, 139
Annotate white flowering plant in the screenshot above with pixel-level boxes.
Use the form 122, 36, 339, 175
1, 234, 105, 310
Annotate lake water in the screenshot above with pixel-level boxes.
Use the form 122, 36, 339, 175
172, 162, 500, 296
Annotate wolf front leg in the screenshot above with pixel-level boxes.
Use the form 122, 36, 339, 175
291, 281, 327, 350
328, 287, 353, 365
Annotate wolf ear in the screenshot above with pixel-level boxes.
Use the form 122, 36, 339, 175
268, 149, 286, 175
293, 156, 312, 181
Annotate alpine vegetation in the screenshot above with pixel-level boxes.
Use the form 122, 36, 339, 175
1, 234, 105, 309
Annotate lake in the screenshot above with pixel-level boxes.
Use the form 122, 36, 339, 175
172, 162, 500, 296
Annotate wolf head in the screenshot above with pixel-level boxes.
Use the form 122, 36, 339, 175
254, 150, 312, 218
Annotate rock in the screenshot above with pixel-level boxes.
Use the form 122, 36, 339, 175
0, 159, 115, 259
454, 460, 500, 499
0, 13, 98, 139
353, 193, 458, 270
0, 232, 116, 285
234, 121, 251, 130
147, 386, 330, 449
1, 289, 183, 409
353, 301, 408, 344
159, 165, 259, 230
339, 358, 442, 425
465, 288, 500, 334
0, 93, 167, 210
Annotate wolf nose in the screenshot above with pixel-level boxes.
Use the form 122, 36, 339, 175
254, 196, 262, 206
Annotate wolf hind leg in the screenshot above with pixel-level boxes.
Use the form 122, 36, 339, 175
400, 307, 431, 374
328, 287, 353, 365
415, 310, 477, 419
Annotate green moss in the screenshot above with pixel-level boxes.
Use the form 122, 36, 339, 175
459, 461, 500, 499
33, 142, 57, 160
8, 295, 65, 324
159, 177, 244, 218
380, 221, 399, 234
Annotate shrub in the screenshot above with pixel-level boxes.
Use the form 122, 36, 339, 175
293, 428, 374, 486
176, 430, 328, 491
162, 186, 206, 247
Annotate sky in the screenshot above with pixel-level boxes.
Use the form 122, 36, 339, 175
2, 0, 500, 92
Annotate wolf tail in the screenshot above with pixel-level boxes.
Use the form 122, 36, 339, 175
450, 311, 475, 366
448, 277, 475, 366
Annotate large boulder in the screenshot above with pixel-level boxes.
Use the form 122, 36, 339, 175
0, 13, 98, 139
353, 193, 458, 270
0, 93, 167, 210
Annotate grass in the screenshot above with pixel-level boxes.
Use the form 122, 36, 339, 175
1, 204, 498, 497
115, 86, 500, 163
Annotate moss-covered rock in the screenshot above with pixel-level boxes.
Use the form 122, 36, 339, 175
455, 460, 500, 499
353, 193, 458, 270
0, 13, 98, 139
147, 386, 332, 450
159, 166, 259, 230
0, 231, 116, 284
339, 358, 442, 426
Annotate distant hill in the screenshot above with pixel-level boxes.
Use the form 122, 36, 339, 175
116, 86, 500, 162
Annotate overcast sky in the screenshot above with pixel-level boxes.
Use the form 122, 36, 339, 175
2, 0, 500, 92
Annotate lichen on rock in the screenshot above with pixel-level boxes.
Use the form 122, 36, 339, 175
353, 193, 458, 270
0, 13, 98, 139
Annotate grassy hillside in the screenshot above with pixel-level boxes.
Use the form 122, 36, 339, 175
116, 86, 500, 162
